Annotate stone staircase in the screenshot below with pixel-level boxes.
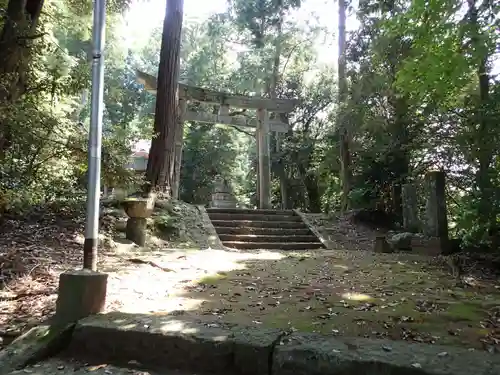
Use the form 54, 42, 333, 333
206, 208, 324, 250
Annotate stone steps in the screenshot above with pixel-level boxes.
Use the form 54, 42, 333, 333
207, 208, 294, 215
206, 208, 324, 251
210, 220, 306, 229
218, 234, 318, 243
208, 212, 302, 222
215, 226, 312, 236
222, 241, 324, 250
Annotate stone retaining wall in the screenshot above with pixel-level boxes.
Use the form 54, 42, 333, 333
58, 312, 500, 375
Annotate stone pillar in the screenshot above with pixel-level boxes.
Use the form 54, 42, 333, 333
424, 171, 448, 241
255, 132, 260, 208
402, 183, 420, 232
391, 183, 402, 224
172, 98, 187, 200
275, 132, 287, 210
257, 108, 271, 209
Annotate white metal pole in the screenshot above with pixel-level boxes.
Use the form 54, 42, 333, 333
83, 0, 106, 271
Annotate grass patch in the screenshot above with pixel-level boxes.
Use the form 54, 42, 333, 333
444, 302, 486, 322
198, 273, 228, 284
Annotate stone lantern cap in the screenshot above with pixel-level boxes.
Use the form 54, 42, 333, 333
123, 194, 156, 218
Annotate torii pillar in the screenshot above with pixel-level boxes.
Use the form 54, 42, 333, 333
257, 108, 271, 209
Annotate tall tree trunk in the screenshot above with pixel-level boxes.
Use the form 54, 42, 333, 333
0, 0, 44, 159
476, 56, 493, 228
146, 0, 184, 194
466, 0, 494, 235
337, 0, 351, 212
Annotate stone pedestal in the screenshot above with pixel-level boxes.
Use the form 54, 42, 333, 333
123, 194, 155, 246
374, 236, 392, 253
54, 270, 108, 326
402, 183, 420, 232
391, 184, 402, 225
126, 217, 147, 246
411, 236, 443, 256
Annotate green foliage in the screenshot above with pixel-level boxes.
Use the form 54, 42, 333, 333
1, 0, 499, 251
153, 212, 176, 234
0, 0, 139, 211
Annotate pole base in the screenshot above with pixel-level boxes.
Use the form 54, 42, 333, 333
54, 270, 108, 326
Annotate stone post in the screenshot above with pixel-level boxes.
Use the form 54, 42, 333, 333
424, 171, 449, 251
172, 98, 187, 200
391, 183, 402, 225
275, 132, 287, 210
54, 270, 108, 326
211, 176, 237, 208
257, 108, 271, 209
255, 133, 260, 208
402, 183, 420, 232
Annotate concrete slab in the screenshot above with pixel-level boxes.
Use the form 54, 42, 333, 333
7, 315, 498, 375
61, 312, 285, 375
272, 332, 500, 375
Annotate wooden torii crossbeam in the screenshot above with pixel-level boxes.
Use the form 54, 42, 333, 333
136, 70, 298, 208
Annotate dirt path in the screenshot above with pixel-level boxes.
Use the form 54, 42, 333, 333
1, 206, 499, 354
100, 246, 500, 352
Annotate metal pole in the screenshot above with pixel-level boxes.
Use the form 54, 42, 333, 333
83, 0, 106, 271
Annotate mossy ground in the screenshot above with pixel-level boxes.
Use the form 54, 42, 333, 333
104, 248, 500, 351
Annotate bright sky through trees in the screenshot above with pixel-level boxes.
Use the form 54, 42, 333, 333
122, 0, 352, 66
122, 0, 498, 79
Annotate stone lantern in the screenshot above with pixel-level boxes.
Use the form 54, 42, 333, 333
122, 193, 156, 246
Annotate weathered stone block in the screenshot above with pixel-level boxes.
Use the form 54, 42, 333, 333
63, 312, 282, 375
54, 270, 108, 327
230, 326, 283, 375
424, 171, 448, 241
402, 183, 421, 232
272, 333, 500, 375
386, 232, 415, 251
411, 236, 444, 256
373, 236, 392, 253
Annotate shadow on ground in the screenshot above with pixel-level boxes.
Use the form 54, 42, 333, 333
97, 246, 500, 352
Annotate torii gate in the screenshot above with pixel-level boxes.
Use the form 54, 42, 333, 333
136, 71, 298, 209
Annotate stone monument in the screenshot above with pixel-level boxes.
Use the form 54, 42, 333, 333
210, 176, 237, 208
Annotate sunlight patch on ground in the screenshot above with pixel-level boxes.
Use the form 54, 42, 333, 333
332, 264, 349, 270
98, 248, 500, 351
160, 320, 200, 334
341, 292, 373, 301
103, 249, 285, 315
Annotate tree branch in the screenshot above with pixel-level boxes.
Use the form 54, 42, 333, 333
227, 124, 254, 137
17, 32, 47, 41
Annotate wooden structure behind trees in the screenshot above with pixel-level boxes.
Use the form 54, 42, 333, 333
136, 70, 298, 209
